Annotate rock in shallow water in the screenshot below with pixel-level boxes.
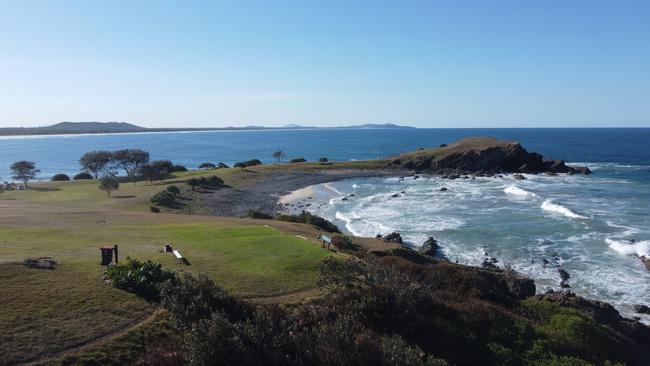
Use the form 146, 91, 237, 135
634, 305, 650, 314
420, 237, 438, 256
383, 232, 403, 244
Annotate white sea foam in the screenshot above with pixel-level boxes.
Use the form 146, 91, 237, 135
606, 238, 650, 258
541, 200, 587, 219
323, 182, 345, 195
504, 185, 537, 198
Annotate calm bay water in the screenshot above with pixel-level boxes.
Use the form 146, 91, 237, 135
1, 128, 650, 181
2, 128, 649, 320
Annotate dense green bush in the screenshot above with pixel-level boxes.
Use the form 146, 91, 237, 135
319, 157, 329, 163
290, 157, 307, 163
161, 273, 252, 329
187, 176, 224, 190
171, 164, 188, 172
278, 211, 341, 233
105, 258, 176, 301
151, 190, 176, 207
51, 173, 70, 181
245, 209, 273, 219
73, 172, 93, 180
234, 159, 262, 168
151, 254, 650, 366
199, 162, 216, 169
166, 185, 181, 195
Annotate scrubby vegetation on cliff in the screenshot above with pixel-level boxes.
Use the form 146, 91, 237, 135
98, 252, 650, 366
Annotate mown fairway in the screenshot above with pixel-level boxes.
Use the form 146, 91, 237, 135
0, 168, 333, 363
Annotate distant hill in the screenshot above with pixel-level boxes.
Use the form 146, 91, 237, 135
0, 121, 414, 136
0, 122, 147, 136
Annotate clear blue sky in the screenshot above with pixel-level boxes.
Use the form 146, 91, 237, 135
1, 0, 649, 128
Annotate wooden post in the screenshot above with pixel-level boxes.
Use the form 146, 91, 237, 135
114, 244, 119, 264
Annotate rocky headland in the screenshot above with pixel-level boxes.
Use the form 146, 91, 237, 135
386, 136, 592, 175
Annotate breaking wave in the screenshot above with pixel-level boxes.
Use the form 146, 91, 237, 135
606, 238, 650, 258
541, 200, 587, 219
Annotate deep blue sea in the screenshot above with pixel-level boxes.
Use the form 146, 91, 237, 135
2, 128, 649, 320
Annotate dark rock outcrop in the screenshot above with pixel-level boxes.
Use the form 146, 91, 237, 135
420, 237, 438, 256
387, 137, 592, 175
634, 304, 650, 314
505, 275, 536, 299
383, 232, 403, 244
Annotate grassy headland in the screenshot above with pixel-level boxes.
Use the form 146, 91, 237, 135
0, 139, 646, 365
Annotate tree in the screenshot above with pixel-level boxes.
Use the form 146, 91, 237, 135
10, 161, 40, 187
139, 160, 174, 184
150, 160, 174, 183
79, 151, 113, 178
98, 173, 119, 198
112, 149, 149, 182
272, 150, 285, 163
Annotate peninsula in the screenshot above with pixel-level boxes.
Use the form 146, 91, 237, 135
0, 121, 414, 136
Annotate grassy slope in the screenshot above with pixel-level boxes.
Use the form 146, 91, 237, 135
0, 165, 348, 364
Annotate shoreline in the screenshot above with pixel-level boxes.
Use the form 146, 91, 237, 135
199, 168, 401, 217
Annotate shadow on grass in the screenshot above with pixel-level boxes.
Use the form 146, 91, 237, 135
30, 187, 61, 192
112, 195, 136, 199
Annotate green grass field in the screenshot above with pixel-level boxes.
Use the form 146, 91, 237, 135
0, 165, 340, 363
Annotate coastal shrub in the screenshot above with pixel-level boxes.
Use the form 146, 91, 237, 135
290, 157, 307, 163
245, 209, 273, 220
187, 177, 201, 190
151, 190, 176, 207
199, 162, 216, 169
204, 175, 224, 187
166, 185, 181, 195
152, 256, 649, 366
140, 160, 174, 183
234, 159, 262, 169
331, 235, 353, 250
73, 172, 93, 180
150, 206, 160, 213
278, 211, 340, 233
105, 258, 176, 301
319, 157, 328, 163
161, 273, 253, 329
217, 162, 229, 168
51, 173, 70, 181
171, 164, 188, 172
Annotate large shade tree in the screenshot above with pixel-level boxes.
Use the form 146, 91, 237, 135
79, 151, 113, 178
10, 161, 40, 187
112, 149, 150, 182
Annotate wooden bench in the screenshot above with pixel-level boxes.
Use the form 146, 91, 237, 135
173, 249, 183, 259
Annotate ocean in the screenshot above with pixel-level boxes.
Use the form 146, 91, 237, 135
2, 128, 649, 320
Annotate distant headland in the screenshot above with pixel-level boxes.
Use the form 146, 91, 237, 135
0, 121, 414, 136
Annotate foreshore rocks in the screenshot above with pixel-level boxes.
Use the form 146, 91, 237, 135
640, 256, 650, 271
420, 237, 438, 256
635, 305, 650, 314
386, 137, 592, 175
382, 232, 403, 244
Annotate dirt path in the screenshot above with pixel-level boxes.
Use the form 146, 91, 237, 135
14, 309, 166, 366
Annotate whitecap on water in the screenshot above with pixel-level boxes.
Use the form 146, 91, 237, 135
606, 238, 650, 258
541, 199, 588, 219
504, 185, 537, 198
